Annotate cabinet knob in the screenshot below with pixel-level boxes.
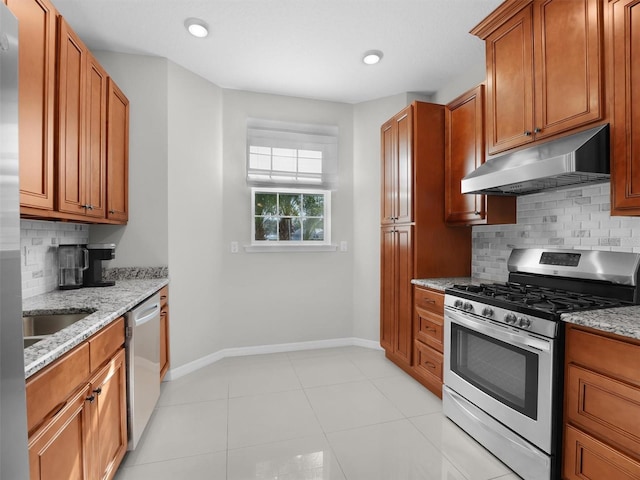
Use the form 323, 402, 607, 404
109, 210, 115, 214
93, 387, 102, 396
534, 127, 542, 134
524, 131, 532, 136
474, 211, 480, 215
86, 395, 95, 404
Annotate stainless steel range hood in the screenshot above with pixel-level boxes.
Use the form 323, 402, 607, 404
461, 124, 610, 196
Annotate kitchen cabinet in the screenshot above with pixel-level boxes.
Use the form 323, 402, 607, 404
160, 285, 170, 381
610, 0, 640, 215
26, 318, 127, 480
562, 324, 640, 479
106, 79, 129, 223
57, 18, 107, 220
471, 0, 603, 155
6, 0, 57, 212
444, 85, 516, 226
380, 224, 413, 365
379, 101, 471, 372
412, 286, 444, 397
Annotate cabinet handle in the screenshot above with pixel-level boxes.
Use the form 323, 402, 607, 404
86, 395, 95, 404
474, 211, 480, 215
420, 299, 436, 306
534, 127, 542, 134
524, 131, 532, 136
425, 326, 437, 333
425, 361, 436, 369
109, 210, 115, 214
93, 387, 102, 396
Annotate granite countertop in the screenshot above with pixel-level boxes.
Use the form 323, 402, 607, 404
411, 277, 482, 292
23, 278, 168, 378
562, 306, 640, 341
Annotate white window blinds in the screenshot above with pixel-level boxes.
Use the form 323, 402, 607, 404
247, 118, 338, 189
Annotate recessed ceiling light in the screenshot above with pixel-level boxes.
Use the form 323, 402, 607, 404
363, 50, 383, 65
185, 18, 209, 38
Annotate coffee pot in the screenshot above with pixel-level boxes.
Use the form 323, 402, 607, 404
58, 244, 88, 289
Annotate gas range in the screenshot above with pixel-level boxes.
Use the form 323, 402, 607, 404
444, 248, 640, 338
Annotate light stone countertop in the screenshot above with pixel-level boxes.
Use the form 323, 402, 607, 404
23, 278, 168, 379
411, 277, 482, 292
561, 306, 640, 341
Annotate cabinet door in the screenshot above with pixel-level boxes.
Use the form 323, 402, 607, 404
85, 53, 108, 219
532, 0, 602, 140
57, 17, 88, 215
106, 79, 129, 223
394, 108, 413, 224
90, 349, 127, 480
380, 106, 413, 224
7, 0, 56, 210
380, 229, 413, 365
380, 226, 396, 352
611, 0, 640, 215
485, 4, 535, 155
29, 385, 93, 480
445, 85, 487, 224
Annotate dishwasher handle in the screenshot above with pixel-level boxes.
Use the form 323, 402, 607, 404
134, 303, 160, 327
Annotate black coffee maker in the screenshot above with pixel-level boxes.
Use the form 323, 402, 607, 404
83, 244, 116, 287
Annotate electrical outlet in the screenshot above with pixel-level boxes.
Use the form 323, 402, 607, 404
340, 241, 348, 252
230, 241, 239, 254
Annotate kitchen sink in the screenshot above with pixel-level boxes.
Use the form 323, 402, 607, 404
22, 312, 91, 349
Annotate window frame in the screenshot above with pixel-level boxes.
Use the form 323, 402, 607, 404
250, 187, 332, 247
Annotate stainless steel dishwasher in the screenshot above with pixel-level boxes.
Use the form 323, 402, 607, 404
125, 292, 161, 450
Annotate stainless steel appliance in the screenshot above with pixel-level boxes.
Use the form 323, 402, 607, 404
443, 248, 640, 480
0, 4, 29, 476
58, 244, 88, 289
83, 243, 116, 287
125, 293, 161, 450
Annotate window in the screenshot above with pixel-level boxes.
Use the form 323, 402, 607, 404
252, 188, 331, 245
246, 118, 338, 189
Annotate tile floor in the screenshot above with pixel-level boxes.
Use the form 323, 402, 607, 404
115, 346, 520, 480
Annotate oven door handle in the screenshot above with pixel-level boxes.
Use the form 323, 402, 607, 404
446, 308, 551, 353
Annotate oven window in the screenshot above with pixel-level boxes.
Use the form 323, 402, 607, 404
451, 323, 539, 419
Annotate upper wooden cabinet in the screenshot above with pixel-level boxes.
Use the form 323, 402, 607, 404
610, 0, 640, 215
106, 79, 129, 223
381, 107, 413, 225
444, 85, 516, 226
15, 6, 128, 224
7, 0, 57, 211
472, 0, 603, 155
57, 19, 109, 220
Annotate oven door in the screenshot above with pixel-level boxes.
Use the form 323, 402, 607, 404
444, 306, 555, 454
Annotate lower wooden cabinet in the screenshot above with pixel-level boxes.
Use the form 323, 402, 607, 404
411, 286, 445, 398
563, 324, 640, 479
159, 285, 170, 381
26, 318, 127, 480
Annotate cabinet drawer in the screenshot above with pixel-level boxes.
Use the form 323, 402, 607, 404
563, 424, 640, 480
415, 309, 443, 353
566, 325, 640, 388
414, 341, 443, 382
566, 363, 640, 460
26, 342, 90, 434
89, 317, 125, 372
414, 286, 443, 315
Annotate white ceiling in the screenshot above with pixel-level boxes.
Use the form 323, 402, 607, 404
53, 0, 503, 104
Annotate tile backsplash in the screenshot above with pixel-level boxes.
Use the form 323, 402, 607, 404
21, 220, 89, 299
472, 183, 640, 281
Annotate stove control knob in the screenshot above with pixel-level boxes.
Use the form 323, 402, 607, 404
454, 299, 464, 308
481, 307, 494, 318
518, 317, 531, 328
463, 302, 474, 312
504, 313, 517, 325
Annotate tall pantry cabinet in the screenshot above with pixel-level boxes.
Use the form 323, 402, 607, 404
380, 101, 471, 371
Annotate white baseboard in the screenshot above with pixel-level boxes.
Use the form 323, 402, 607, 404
164, 337, 383, 381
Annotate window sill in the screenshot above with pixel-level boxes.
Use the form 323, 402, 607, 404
244, 244, 338, 253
